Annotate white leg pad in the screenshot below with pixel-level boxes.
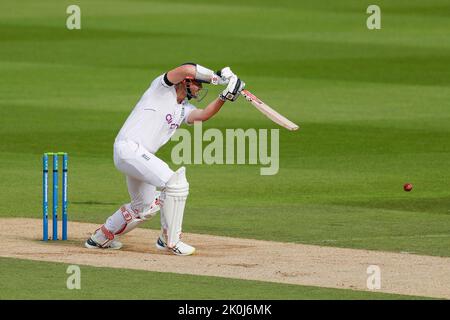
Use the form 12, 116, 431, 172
114, 205, 144, 236
162, 167, 189, 248
116, 192, 161, 236
92, 225, 116, 248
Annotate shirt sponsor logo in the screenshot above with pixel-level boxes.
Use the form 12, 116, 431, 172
166, 112, 180, 130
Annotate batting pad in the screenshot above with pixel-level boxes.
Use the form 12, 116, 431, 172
163, 167, 189, 248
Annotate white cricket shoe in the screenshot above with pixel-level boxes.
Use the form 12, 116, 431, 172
85, 236, 123, 250
171, 241, 196, 256
156, 234, 168, 251
155, 234, 195, 256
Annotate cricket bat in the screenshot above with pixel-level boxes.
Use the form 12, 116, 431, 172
240, 90, 299, 131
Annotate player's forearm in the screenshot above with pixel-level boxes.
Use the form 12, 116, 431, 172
201, 98, 225, 121
166, 63, 223, 85
188, 98, 225, 123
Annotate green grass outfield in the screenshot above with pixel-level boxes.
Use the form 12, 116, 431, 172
0, 0, 449, 299
0, 257, 428, 299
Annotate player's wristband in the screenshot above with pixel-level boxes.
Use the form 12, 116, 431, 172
218, 93, 227, 101
181, 62, 221, 84
195, 64, 220, 85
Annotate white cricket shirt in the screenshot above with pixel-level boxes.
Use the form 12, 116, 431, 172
115, 74, 196, 154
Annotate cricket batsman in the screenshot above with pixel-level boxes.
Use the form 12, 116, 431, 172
85, 63, 245, 255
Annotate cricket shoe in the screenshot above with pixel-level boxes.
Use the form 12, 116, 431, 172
84, 236, 123, 250
155, 234, 195, 256
155, 234, 168, 251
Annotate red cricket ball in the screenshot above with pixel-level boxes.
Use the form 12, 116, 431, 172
403, 183, 413, 192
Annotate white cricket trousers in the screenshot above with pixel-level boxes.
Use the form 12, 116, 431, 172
104, 139, 174, 234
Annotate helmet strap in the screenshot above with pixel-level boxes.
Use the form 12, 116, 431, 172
185, 80, 194, 100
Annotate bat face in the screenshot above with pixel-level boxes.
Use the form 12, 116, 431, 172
241, 90, 299, 131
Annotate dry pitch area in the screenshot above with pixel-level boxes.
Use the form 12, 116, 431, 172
1, 218, 449, 299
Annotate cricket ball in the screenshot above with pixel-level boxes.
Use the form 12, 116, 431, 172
403, 183, 413, 192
